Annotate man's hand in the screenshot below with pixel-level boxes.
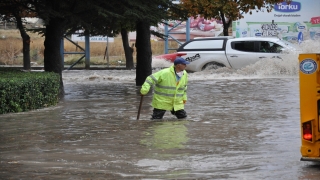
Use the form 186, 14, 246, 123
183, 100, 186, 104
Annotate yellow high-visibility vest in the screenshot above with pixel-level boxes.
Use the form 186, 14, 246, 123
141, 65, 188, 111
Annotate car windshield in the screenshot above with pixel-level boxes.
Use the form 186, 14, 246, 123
276, 39, 300, 49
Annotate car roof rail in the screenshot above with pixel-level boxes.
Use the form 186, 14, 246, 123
193, 36, 235, 39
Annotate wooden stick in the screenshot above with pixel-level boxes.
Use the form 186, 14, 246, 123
137, 95, 144, 120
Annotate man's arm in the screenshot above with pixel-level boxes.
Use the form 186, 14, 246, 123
140, 74, 159, 95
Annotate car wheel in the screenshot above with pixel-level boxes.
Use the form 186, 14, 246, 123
201, 62, 225, 71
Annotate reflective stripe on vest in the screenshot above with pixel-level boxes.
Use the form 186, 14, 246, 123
154, 84, 186, 97
155, 84, 185, 91
150, 75, 158, 83
154, 90, 184, 97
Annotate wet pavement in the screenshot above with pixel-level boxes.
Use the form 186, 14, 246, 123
1, 68, 320, 179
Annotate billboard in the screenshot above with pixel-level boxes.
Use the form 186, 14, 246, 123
233, 0, 320, 43
158, 16, 224, 39
71, 34, 114, 43
71, 30, 114, 42
129, 16, 225, 41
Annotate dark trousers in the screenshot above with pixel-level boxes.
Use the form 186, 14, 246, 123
152, 108, 187, 119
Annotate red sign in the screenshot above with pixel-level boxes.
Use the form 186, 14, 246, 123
311, 16, 320, 24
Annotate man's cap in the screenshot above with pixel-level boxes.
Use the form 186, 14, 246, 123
174, 57, 190, 65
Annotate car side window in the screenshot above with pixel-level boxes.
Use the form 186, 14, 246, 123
183, 40, 224, 50
259, 41, 283, 53
269, 42, 283, 53
259, 41, 271, 52
231, 41, 255, 52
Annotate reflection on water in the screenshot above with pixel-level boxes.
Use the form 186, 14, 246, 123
140, 121, 189, 150
138, 121, 191, 178
1, 41, 320, 179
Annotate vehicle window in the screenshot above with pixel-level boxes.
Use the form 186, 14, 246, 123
278, 39, 297, 49
183, 40, 224, 50
259, 41, 271, 52
260, 41, 283, 53
231, 41, 255, 52
269, 42, 283, 53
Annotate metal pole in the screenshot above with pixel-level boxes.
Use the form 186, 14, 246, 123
164, 21, 168, 54
60, 38, 64, 69
107, 37, 109, 67
85, 32, 90, 69
186, 18, 191, 41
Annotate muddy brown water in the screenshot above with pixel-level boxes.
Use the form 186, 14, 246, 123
1, 69, 320, 180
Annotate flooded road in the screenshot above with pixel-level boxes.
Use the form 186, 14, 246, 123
2, 53, 320, 179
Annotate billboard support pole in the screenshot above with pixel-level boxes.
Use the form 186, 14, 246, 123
60, 38, 64, 68
164, 19, 190, 54
186, 18, 190, 41
165, 21, 169, 54
85, 31, 90, 69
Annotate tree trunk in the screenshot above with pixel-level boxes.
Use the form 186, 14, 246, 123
43, 17, 65, 98
120, 28, 134, 69
220, 12, 231, 36
135, 20, 152, 86
14, 14, 30, 70
223, 25, 229, 36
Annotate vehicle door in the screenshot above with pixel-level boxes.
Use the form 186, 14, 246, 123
226, 40, 283, 69
226, 40, 259, 69
255, 40, 284, 60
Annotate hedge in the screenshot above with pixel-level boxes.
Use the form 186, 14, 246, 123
0, 68, 60, 114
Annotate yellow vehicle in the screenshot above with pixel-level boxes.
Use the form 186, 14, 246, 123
299, 53, 320, 161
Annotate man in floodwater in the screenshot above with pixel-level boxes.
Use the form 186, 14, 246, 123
140, 57, 190, 120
